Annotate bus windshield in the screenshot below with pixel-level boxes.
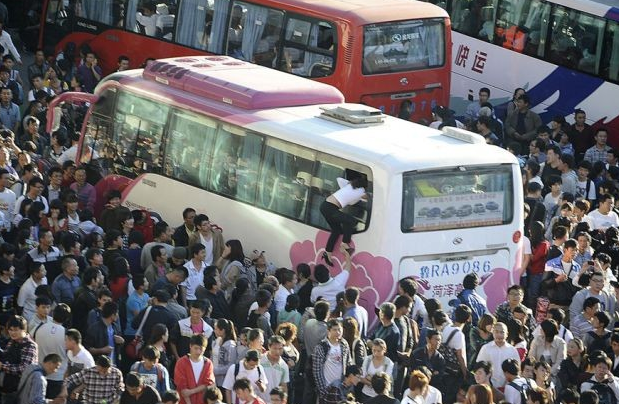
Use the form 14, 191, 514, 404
363, 18, 445, 75
402, 165, 514, 232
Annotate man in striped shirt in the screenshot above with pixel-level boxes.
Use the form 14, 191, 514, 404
570, 296, 600, 340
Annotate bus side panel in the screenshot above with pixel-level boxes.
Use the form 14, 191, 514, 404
450, 32, 619, 146
122, 173, 397, 327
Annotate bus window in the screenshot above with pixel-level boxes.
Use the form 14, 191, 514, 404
308, 154, 372, 231
257, 138, 315, 220
401, 165, 514, 232
227, 3, 245, 58
549, 6, 605, 74
113, 91, 169, 177
155, 3, 175, 40
210, 125, 263, 203
165, 110, 217, 188
494, 0, 550, 56
76, 0, 116, 26
282, 19, 334, 77
175, 0, 217, 50
363, 18, 445, 75
601, 21, 619, 83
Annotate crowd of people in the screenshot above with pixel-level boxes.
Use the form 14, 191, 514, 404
0, 7, 617, 404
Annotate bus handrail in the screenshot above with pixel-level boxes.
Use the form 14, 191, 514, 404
46, 91, 99, 134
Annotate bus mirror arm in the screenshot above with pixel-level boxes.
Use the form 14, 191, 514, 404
46, 91, 99, 134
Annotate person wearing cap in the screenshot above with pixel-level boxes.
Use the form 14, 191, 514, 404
59, 355, 125, 404
245, 250, 276, 291
456, 273, 488, 326
222, 349, 269, 404
188, 214, 224, 266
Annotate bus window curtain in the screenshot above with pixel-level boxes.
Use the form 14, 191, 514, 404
240, 5, 268, 62
610, 28, 619, 81
209, 0, 230, 54
81, 0, 113, 25
301, 24, 319, 74
125, 0, 138, 31
177, 0, 208, 49
419, 24, 443, 66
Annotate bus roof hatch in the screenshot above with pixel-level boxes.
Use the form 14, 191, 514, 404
319, 104, 386, 127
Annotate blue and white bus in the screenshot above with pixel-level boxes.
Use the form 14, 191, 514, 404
425, 0, 619, 146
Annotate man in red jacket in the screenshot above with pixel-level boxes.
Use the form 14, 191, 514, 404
174, 334, 215, 404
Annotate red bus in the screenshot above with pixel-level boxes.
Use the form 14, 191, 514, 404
40, 0, 451, 120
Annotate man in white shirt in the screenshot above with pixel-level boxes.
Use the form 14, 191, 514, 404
182, 243, 207, 303
35, 303, 71, 399
476, 322, 520, 388
0, 168, 15, 231
273, 269, 296, 313
589, 194, 619, 230
136, 3, 159, 36
503, 358, 537, 404
65, 328, 95, 377
222, 349, 268, 404
16, 263, 47, 321
311, 250, 351, 308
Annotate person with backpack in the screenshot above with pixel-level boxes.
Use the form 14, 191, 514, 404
130, 345, 171, 396
434, 306, 470, 404
16, 353, 63, 404
503, 358, 537, 404
583, 311, 613, 354
359, 338, 394, 401
456, 273, 488, 326
580, 354, 619, 404
222, 349, 269, 404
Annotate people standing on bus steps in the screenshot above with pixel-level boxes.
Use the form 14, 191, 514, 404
319, 176, 367, 266
505, 94, 542, 150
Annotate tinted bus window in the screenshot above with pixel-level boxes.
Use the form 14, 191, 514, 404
549, 6, 605, 74
495, 0, 550, 57
175, 0, 216, 50
113, 91, 169, 176
363, 18, 445, 75
165, 110, 217, 188
258, 138, 316, 220
602, 21, 619, 83
210, 125, 263, 203
283, 18, 335, 77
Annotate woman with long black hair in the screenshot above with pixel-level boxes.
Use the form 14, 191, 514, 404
320, 176, 367, 266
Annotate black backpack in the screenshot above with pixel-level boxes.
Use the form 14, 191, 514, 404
508, 379, 532, 404
234, 362, 262, 379
437, 329, 460, 375
590, 381, 618, 404
246, 311, 260, 329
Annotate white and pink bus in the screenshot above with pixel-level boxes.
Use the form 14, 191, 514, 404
49, 56, 523, 320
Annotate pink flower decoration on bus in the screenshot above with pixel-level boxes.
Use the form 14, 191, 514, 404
289, 231, 395, 326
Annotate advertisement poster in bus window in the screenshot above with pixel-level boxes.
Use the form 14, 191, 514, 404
413, 191, 504, 230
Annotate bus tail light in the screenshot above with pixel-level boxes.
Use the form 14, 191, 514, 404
512, 230, 521, 244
